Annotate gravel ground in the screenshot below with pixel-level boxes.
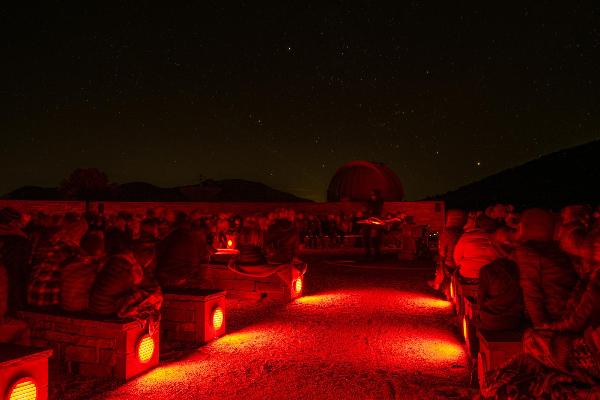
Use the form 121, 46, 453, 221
68, 258, 472, 400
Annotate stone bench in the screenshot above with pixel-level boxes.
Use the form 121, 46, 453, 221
453, 277, 478, 327
161, 289, 226, 345
16, 310, 159, 381
477, 329, 523, 393
462, 295, 480, 358
199, 263, 305, 302
0, 344, 52, 400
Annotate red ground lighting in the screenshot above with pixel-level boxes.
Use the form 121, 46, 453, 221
212, 307, 224, 330
137, 335, 155, 364
7, 377, 37, 400
293, 277, 303, 296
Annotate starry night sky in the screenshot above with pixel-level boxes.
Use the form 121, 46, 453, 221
2, 3, 599, 201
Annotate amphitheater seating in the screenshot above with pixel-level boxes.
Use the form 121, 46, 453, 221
476, 329, 523, 393
161, 289, 226, 344
17, 310, 159, 381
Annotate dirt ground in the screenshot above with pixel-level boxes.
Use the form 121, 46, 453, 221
60, 257, 473, 400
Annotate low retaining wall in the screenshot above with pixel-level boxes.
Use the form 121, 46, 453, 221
0, 200, 445, 233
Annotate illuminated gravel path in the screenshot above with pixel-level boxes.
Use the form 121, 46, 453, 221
98, 259, 470, 400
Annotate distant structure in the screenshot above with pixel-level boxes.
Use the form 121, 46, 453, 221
327, 161, 404, 202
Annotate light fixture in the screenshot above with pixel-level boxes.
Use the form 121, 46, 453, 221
8, 377, 37, 400
212, 307, 224, 330
136, 334, 155, 364
293, 277, 303, 296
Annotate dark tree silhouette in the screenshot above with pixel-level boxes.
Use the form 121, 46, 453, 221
60, 168, 111, 200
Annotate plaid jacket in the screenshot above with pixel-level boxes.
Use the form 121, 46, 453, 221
27, 243, 72, 308
28, 261, 61, 307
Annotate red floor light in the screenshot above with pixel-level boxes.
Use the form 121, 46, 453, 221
462, 316, 468, 343
227, 239, 233, 248
294, 277, 303, 296
8, 377, 37, 400
212, 307, 224, 330
137, 335, 155, 364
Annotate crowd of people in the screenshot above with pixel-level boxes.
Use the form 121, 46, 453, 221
432, 204, 600, 397
0, 206, 314, 323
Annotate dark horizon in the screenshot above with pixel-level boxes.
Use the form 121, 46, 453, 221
2, 3, 599, 201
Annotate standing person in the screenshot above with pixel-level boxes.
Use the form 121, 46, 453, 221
429, 209, 466, 291
363, 189, 384, 259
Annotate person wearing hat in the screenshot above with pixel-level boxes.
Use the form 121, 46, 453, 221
0, 207, 32, 315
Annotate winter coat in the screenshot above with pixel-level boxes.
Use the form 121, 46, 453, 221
0, 228, 31, 313
155, 225, 207, 288
544, 267, 600, 332
0, 265, 7, 321
265, 219, 299, 264
515, 241, 578, 328
477, 258, 524, 331
453, 229, 501, 279
89, 253, 143, 316
60, 255, 103, 312
131, 238, 158, 272
439, 228, 462, 267
558, 222, 587, 263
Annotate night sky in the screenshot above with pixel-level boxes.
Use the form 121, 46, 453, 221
2, 3, 599, 201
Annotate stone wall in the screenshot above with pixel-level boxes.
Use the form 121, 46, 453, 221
0, 200, 445, 232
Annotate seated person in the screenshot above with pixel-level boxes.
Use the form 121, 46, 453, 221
61, 232, 105, 312
89, 239, 143, 317
131, 218, 160, 273
477, 258, 524, 331
28, 218, 87, 308
0, 207, 31, 315
155, 212, 209, 289
514, 208, 578, 328
264, 209, 299, 264
453, 213, 500, 282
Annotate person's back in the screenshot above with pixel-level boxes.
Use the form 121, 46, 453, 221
439, 228, 462, 268
61, 243, 104, 312
265, 216, 298, 264
454, 228, 500, 280
89, 251, 142, 316
0, 208, 31, 314
515, 208, 578, 328
477, 258, 524, 331
155, 223, 202, 288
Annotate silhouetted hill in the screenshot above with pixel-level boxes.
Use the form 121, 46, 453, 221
430, 140, 600, 210
3, 186, 62, 200
3, 179, 310, 202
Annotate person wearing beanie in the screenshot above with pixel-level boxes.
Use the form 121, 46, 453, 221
0, 207, 31, 315
515, 208, 578, 328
